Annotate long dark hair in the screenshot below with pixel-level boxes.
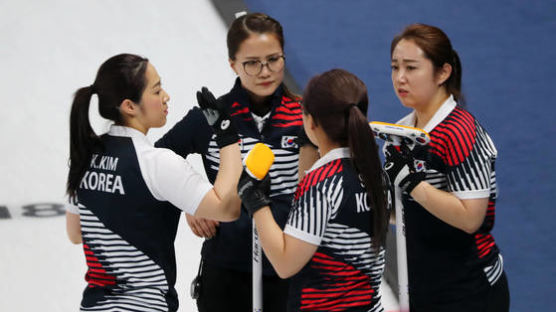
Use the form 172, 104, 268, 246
302, 69, 388, 245
391, 23, 464, 105
66, 53, 149, 196
227, 12, 298, 100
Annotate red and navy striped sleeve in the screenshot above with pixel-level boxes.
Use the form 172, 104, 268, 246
429, 106, 497, 199
285, 159, 344, 245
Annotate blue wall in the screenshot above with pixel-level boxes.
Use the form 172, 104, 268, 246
245, 1, 556, 310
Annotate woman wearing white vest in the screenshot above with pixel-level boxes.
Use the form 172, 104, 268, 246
65, 53, 242, 312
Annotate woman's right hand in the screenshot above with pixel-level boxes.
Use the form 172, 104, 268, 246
186, 213, 219, 238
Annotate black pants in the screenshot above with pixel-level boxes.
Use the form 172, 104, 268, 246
410, 272, 510, 312
196, 261, 290, 312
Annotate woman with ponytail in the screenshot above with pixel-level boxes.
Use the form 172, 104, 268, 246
238, 69, 389, 311
386, 24, 509, 311
65, 53, 242, 312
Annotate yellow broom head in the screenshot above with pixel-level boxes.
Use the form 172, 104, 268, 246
244, 143, 275, 180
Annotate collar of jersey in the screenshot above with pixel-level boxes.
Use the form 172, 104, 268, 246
108, 125, 152, 145
396, 94, 457, 132
228, 77, 284, 110
306, 147, 350, 173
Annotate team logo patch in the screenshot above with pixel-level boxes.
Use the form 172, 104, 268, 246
220, 119, 230, 130
281, 136, 298, 148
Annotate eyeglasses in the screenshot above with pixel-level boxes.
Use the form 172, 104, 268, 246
241, 55, 285, 76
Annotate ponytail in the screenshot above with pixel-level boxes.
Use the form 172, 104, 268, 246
346, 106, 388, 246
303, 69, 389, 246
67, 85, 102, 195
449, 49, 465, 105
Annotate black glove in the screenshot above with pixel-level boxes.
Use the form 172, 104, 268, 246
196, 87, 239, 148
384, 144, 426, 194
237, 169, 271, 217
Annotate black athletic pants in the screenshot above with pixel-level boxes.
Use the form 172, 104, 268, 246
196, 260, 290, 312
410, 272, 510, 312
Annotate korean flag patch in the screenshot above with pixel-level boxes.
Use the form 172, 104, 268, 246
281, 136, 298, 149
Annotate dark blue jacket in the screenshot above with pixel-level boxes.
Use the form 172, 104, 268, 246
156, 79, 303, 275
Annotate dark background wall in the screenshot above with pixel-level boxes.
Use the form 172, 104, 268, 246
215, 1, 556, 310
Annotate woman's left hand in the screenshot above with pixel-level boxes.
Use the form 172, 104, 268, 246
186, 213, 219, 238
237, 170, 271, 217
384, 144, 426, 194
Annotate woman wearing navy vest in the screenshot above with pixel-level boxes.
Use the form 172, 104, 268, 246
65, 53, 242, 312
237, 69, 390, 311
156, 13, 303, 312
385, 24, 509, 311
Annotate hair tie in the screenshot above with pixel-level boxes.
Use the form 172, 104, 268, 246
234, 11, 247, 19
346, 103, 358, 112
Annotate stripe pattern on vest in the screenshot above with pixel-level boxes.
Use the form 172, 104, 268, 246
427, 107, 497, 194
271, 98, 303, 128
301, 223, 386, 312
420, 106, 503, 286
483, 254, 504, 285
289, 159, 344, 237
207, 136, 299, 197
79, 203, 169, 312
287, 158, 384, 311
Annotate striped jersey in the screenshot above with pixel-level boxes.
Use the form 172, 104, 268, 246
156, 79, 302, 275
285, 148, 385, 312
66, 125, 212, 311
394, 95, 504, 303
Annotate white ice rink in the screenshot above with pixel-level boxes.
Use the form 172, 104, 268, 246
0, 1, 397, 311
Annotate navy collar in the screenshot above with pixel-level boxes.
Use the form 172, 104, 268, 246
227, 78, 284, 112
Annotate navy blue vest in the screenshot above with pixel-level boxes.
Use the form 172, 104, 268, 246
77, 133, 181, 311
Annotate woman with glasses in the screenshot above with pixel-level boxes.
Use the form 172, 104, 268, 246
156, 12, 303, 312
